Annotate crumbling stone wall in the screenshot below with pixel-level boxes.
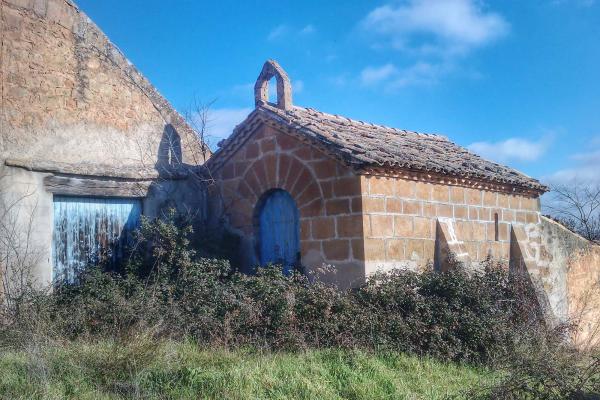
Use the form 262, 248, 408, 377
537, 217, 600, 347
211, 124, 366, 287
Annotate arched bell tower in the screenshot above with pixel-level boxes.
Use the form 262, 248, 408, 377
254, 59, 293, 110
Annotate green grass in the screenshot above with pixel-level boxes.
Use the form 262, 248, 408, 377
0, 340, 494, 399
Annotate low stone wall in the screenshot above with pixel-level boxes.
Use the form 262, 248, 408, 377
539, 216, 600, 348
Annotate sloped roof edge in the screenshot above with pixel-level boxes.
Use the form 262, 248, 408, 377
208, 104, 548, 196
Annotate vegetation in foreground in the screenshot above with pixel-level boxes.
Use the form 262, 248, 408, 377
0, 340, 493, 400
1, 210, 600, 399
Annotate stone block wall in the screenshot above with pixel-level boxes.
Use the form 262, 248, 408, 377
360, 175, 541, 273
211, 123, 366, 287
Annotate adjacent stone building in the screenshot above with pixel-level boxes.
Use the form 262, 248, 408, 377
0, 0, 207, 285
209, 60, 600, 345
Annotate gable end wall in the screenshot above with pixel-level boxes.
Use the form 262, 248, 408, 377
211, 123, 366, 288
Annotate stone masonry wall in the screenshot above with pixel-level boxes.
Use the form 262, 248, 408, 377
212, 123, 365, 288
0, 0, 206, 287
1, 0, 202, 167
360, 175, 541, 274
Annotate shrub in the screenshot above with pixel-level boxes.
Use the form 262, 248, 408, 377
0, 210, 551, 369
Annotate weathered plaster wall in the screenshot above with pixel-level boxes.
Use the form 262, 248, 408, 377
360, 175, 541, 274
211, 123, 365, 288
538, 217, 600, 347
0, 0, 206, 287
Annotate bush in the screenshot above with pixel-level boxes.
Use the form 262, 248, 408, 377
0, 210, 549, 369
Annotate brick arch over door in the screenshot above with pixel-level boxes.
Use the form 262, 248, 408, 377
235, 152, 326, 226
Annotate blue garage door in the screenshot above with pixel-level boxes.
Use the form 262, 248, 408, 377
258, 190, 300, 274
52, 196, 142, 282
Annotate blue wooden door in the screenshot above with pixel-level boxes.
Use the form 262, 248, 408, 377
259, 190, 300, 274
52, 196, 142, 282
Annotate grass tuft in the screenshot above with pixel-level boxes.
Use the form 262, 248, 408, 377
0, 340, 494, 399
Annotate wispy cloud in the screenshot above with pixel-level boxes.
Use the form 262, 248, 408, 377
552, 0, 596, 7
360, 64, 398, 85
362, 0, 509, 56
268, 24, 316, 41
293, 80, 305, 94
547, 139, 600, 184
267, 25, 289, 41
355, 1, 507, 89
468, 136, 553, 163
360, 61, 449, 89
300, 24, 316, 35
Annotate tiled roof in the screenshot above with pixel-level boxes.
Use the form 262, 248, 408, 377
210, 103, 548, 193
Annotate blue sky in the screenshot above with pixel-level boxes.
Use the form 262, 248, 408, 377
77, 0, 600, 185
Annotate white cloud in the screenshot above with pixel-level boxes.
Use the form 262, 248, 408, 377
547, 145, 600, 184
552, 0, 596, 7
267, 25, 289, 41
548, 166, 600, 184
362, 0, 509, 56
293, 80, 305, 94
391, 61, 447, 88
268, 24, 316, 41
201, 108, 252, 147
300, 25, 316, 35
468, 136, 552, 163
360, 61, 449, 88
360, 64, 398, 85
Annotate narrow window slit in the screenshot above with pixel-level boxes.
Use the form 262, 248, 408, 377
494, 213, 499, 241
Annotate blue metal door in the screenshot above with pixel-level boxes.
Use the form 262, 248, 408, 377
259, 190, 300, 274
52, 196, 142, 282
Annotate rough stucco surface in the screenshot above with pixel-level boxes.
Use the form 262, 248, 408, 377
0, 0, 206, 287
538, 217, 600, 347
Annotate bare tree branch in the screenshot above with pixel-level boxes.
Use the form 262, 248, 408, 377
545, 183, 600, 242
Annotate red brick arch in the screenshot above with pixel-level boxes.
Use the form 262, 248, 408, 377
236, 153, 325, 220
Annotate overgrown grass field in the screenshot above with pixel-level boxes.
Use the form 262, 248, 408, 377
0, 340, 493, 400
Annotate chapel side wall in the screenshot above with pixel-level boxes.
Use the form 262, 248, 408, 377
211, 124, 366, 288
360, 175, 541, 274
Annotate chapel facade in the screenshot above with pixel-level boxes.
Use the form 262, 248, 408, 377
209, 61, 600, 345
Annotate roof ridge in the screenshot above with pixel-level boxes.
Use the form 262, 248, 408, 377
251, 104, 547, 193
288, 105, 446, 140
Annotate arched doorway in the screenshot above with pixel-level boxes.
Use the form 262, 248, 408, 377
257, 189, 300, 274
